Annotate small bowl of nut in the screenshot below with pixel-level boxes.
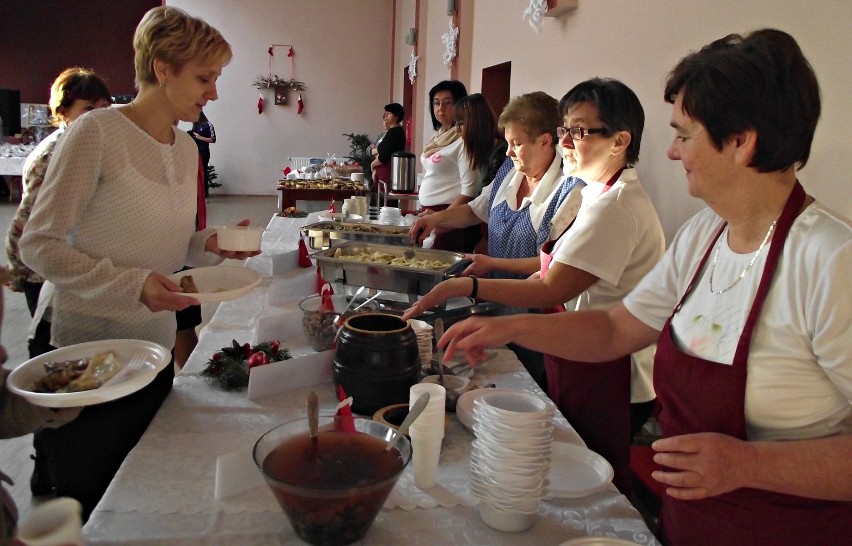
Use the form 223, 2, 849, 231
298, 294, 377, 352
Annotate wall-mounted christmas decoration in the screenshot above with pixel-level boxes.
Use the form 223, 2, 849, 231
523, 0, 548, 32
253, 44, 307, 113
441, 20, 458, 68
408, 50, 418, 84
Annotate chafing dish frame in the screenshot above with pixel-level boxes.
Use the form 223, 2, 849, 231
301, 221, 411, 250
310, 241, 470, 296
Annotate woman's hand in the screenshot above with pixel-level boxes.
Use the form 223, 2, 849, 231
140, 271, 200, 312
652, 433, 754, 500
401, 278, 471, 321
410, 212, 440, 244
205, 219, 263, 260
440, 315, 521, 365
461, 253, 494, 277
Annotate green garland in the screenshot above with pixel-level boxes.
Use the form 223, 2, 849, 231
252, 75, 307, 91
200, 339, 291, 391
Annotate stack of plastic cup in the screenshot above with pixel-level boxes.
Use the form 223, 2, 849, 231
470, 390, 555, 532
408, 383, 446, 489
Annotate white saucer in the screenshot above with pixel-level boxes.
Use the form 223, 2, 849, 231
545, 442, 614, 498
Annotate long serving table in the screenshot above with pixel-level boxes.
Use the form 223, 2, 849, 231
82, 213, 659, 545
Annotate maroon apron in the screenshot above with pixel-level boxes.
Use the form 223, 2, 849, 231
540, 168, 633, 496
655, 182, 852, 545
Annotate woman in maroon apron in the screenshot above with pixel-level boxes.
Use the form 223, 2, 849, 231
440, 30, 852, 545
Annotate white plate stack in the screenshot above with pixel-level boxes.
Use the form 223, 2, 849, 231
408, 319, 433, 366
469, 390, 555, 532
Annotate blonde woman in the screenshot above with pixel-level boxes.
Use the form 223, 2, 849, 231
20, 6, 254, 518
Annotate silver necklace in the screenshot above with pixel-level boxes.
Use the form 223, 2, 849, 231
708, 219, 778, 295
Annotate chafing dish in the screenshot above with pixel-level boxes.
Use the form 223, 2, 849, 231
301, 221, 411, 250
311, 242, 470, 296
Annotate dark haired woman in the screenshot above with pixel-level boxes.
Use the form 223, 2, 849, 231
417, 80, 481, 251
369, 102, 406, 187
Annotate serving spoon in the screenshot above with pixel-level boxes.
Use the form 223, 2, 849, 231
432, 319, 460, 411
385, 392, 430, 451
307, 391, 319, 456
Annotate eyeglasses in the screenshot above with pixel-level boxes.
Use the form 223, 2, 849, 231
557, 126, 608, 140
432, 99, 454, 108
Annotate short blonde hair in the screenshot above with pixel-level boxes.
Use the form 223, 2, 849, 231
133, 6, 232, 89
498, 91, 560, 142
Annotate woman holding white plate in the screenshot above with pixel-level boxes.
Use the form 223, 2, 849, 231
19, 6, 257, 519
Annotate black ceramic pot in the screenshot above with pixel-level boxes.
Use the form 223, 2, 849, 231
333, 313, 420, 414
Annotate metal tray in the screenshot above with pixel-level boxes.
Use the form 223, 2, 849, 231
301, 221, 411, 250
311, 242, 470, 296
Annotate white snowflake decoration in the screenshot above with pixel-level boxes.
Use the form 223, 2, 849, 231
408, 49, 418, 84
523, 0, 548, 33
441, 20, 459, 68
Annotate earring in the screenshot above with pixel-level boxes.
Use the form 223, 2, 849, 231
158, 82, 163, 88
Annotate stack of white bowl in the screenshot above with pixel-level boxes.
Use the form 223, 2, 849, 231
379, 206, 403, 225
470, 390, 555, 532
408, 319, 433, 366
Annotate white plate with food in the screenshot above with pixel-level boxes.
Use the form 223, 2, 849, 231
169, 266, 262, 303
7, 339, 170, 408
545, 442, 614, 498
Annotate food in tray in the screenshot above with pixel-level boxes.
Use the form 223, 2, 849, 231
179, 275, 199, 293
332, 248, 450, 270
31, 352, 123, 393
280, 207, 308, 218
310, 222, 408, 235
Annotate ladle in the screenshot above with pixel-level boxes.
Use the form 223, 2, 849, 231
307, 391, 319, 446
352, 290, 384, 312
385, 392, 430, 451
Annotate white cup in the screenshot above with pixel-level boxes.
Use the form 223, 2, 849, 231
15, 497, 84, 546
351, 172, 365, 183
410, 429, 443, 489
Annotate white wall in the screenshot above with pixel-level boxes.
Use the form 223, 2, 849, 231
398, 0, 852, 241
168, 0, 395, 196
171, 0, 850, 244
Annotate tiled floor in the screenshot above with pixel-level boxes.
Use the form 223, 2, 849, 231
0, 193, 278, 523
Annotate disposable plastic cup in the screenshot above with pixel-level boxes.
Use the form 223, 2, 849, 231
410, 429, 443, 489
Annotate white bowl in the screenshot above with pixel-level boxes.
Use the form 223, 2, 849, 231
216, 226, 264, 251
455, 388, 518, 432
420, 374, 470, 394
479, 502, 537, 532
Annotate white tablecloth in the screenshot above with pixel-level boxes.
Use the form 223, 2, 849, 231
82, 213, 659, 545
0, 156, 26, 176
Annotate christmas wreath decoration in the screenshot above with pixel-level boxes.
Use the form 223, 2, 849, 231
200, 339, 291, 391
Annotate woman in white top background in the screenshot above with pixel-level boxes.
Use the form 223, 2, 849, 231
417, 80, 482, 251
19, 6, 256, 519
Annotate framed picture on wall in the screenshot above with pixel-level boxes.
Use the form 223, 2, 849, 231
274, 86, 288, 105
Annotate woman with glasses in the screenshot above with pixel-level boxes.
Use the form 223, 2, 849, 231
408, 91, 584, 391
417, 80, 480, 251
407, 79, 666, 495
441, 31, 851, 545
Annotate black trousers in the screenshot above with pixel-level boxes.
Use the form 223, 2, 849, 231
36, 362, 174, 520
